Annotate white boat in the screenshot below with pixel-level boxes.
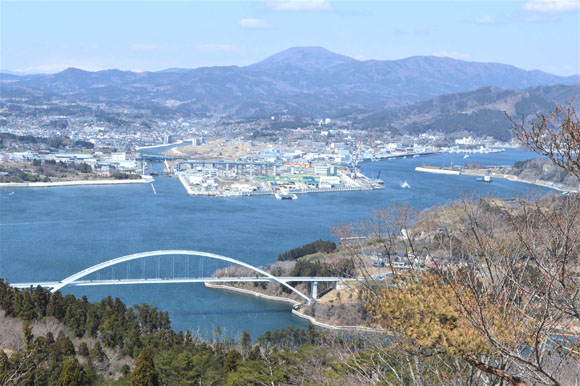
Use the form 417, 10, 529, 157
464, 155, 469, 159
274, 188, 298, 200
401, 180, 411, 189
477, 174, 492, 183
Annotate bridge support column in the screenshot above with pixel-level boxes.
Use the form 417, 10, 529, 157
311, 281, 318, 300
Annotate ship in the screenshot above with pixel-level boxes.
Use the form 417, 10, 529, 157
401, 180, 411, 189
274, 188, 298, 200
476, 173, 492, 183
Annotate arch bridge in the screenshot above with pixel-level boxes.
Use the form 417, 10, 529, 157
11, 250, 342, 302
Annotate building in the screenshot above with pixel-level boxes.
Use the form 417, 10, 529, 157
111, 152, 126, 161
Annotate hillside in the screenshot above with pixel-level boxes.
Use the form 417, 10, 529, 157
1, 47, 578, 117
354, 84, 580, 140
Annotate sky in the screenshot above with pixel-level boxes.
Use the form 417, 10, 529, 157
1, 0, 579, 76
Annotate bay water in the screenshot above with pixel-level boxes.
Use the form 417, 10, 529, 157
0, 149, 552, 338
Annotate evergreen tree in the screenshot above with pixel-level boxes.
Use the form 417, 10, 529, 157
240, 331, 251, 357
57, 359, 87, 386
32, 285, 49, 317
90, 341, 107, 362
78, 342, 89, 357
47, 291, 65, 320
17, 290, 36, 320
224, 350, 242, 372
55, 331, 75, 357
121, 364, 131, 376
131, 349, 159, 386
23, 322, 33, 350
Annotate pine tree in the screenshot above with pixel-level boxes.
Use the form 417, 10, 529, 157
240, 331, 251, 357
57, 359, 87, 386
224, 350, 242, 372
78, 342, 89, 357
55, 331, 76, 357
90, 341, 107, 362
131, 348, 159, 386
23, 322, 33, 350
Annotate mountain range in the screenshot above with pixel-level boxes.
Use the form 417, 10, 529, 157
353, 83, 580, 140
2, 47, 578, 118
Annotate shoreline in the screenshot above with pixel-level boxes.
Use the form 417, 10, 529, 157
415, 166, 578, 193
204, 282, 385, 333
204, 282, 302, 306
0, 175, 154, 189
291, 309, 385, 333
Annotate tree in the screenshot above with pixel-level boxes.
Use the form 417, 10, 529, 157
131, 349, 159, 386
55, 331, 76, 357
224, 350, 242, 372
240, 331, 251, 357
507, 98, 580, 178
90, 341, 107, 362
57, 359, 87, 386
354, 100, 580, 385
78, 342, 89, 357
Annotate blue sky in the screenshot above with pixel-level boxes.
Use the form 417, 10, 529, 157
1, 0, 579, 75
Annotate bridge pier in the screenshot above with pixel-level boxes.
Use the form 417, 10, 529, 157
311, 281, 318, 300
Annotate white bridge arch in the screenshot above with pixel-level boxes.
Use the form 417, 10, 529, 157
50, 250, 311, 301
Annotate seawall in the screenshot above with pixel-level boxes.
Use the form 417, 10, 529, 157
415, 166, 460, 175
291, 309, 385, 333
0, 175, 154, 189
204, 282, 301, 306
204, 282, 385, 333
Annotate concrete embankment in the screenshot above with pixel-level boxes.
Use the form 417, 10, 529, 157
415, 166, 460, 175
0, 175, 154, 189
204, 282, 385, 333
291, 309, 385, 333
178, 175, 196, 195
204, 282, 301, 306
415, 166, 578, 193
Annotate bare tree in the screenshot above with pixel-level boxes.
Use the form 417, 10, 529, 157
345, 100, 580, 385
507, 98, 580, 178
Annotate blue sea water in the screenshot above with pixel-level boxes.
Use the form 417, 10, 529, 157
0, 149, 553, 338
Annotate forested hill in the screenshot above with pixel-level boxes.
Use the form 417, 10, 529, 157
352, 84, 580, 140
1, 47, 578, 117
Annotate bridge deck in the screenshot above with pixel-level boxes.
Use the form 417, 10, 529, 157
11, 276, 342, 289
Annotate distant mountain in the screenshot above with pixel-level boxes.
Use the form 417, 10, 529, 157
157, 68, 194, 73
249, 46, 357, 70
1, 47, 578, 117
355, 84, 580, 140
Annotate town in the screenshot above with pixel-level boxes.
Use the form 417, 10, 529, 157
0, 100, 511, 196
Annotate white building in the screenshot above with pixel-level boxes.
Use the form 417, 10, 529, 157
111, 152, 126, 161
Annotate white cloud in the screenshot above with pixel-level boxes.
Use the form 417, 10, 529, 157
432, 51, 471, 60
239, 18, 268, 28
268, 0, 331, 11
523, 0, 580, 13
475, 15, 495, 24
197, 44, 241, 53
